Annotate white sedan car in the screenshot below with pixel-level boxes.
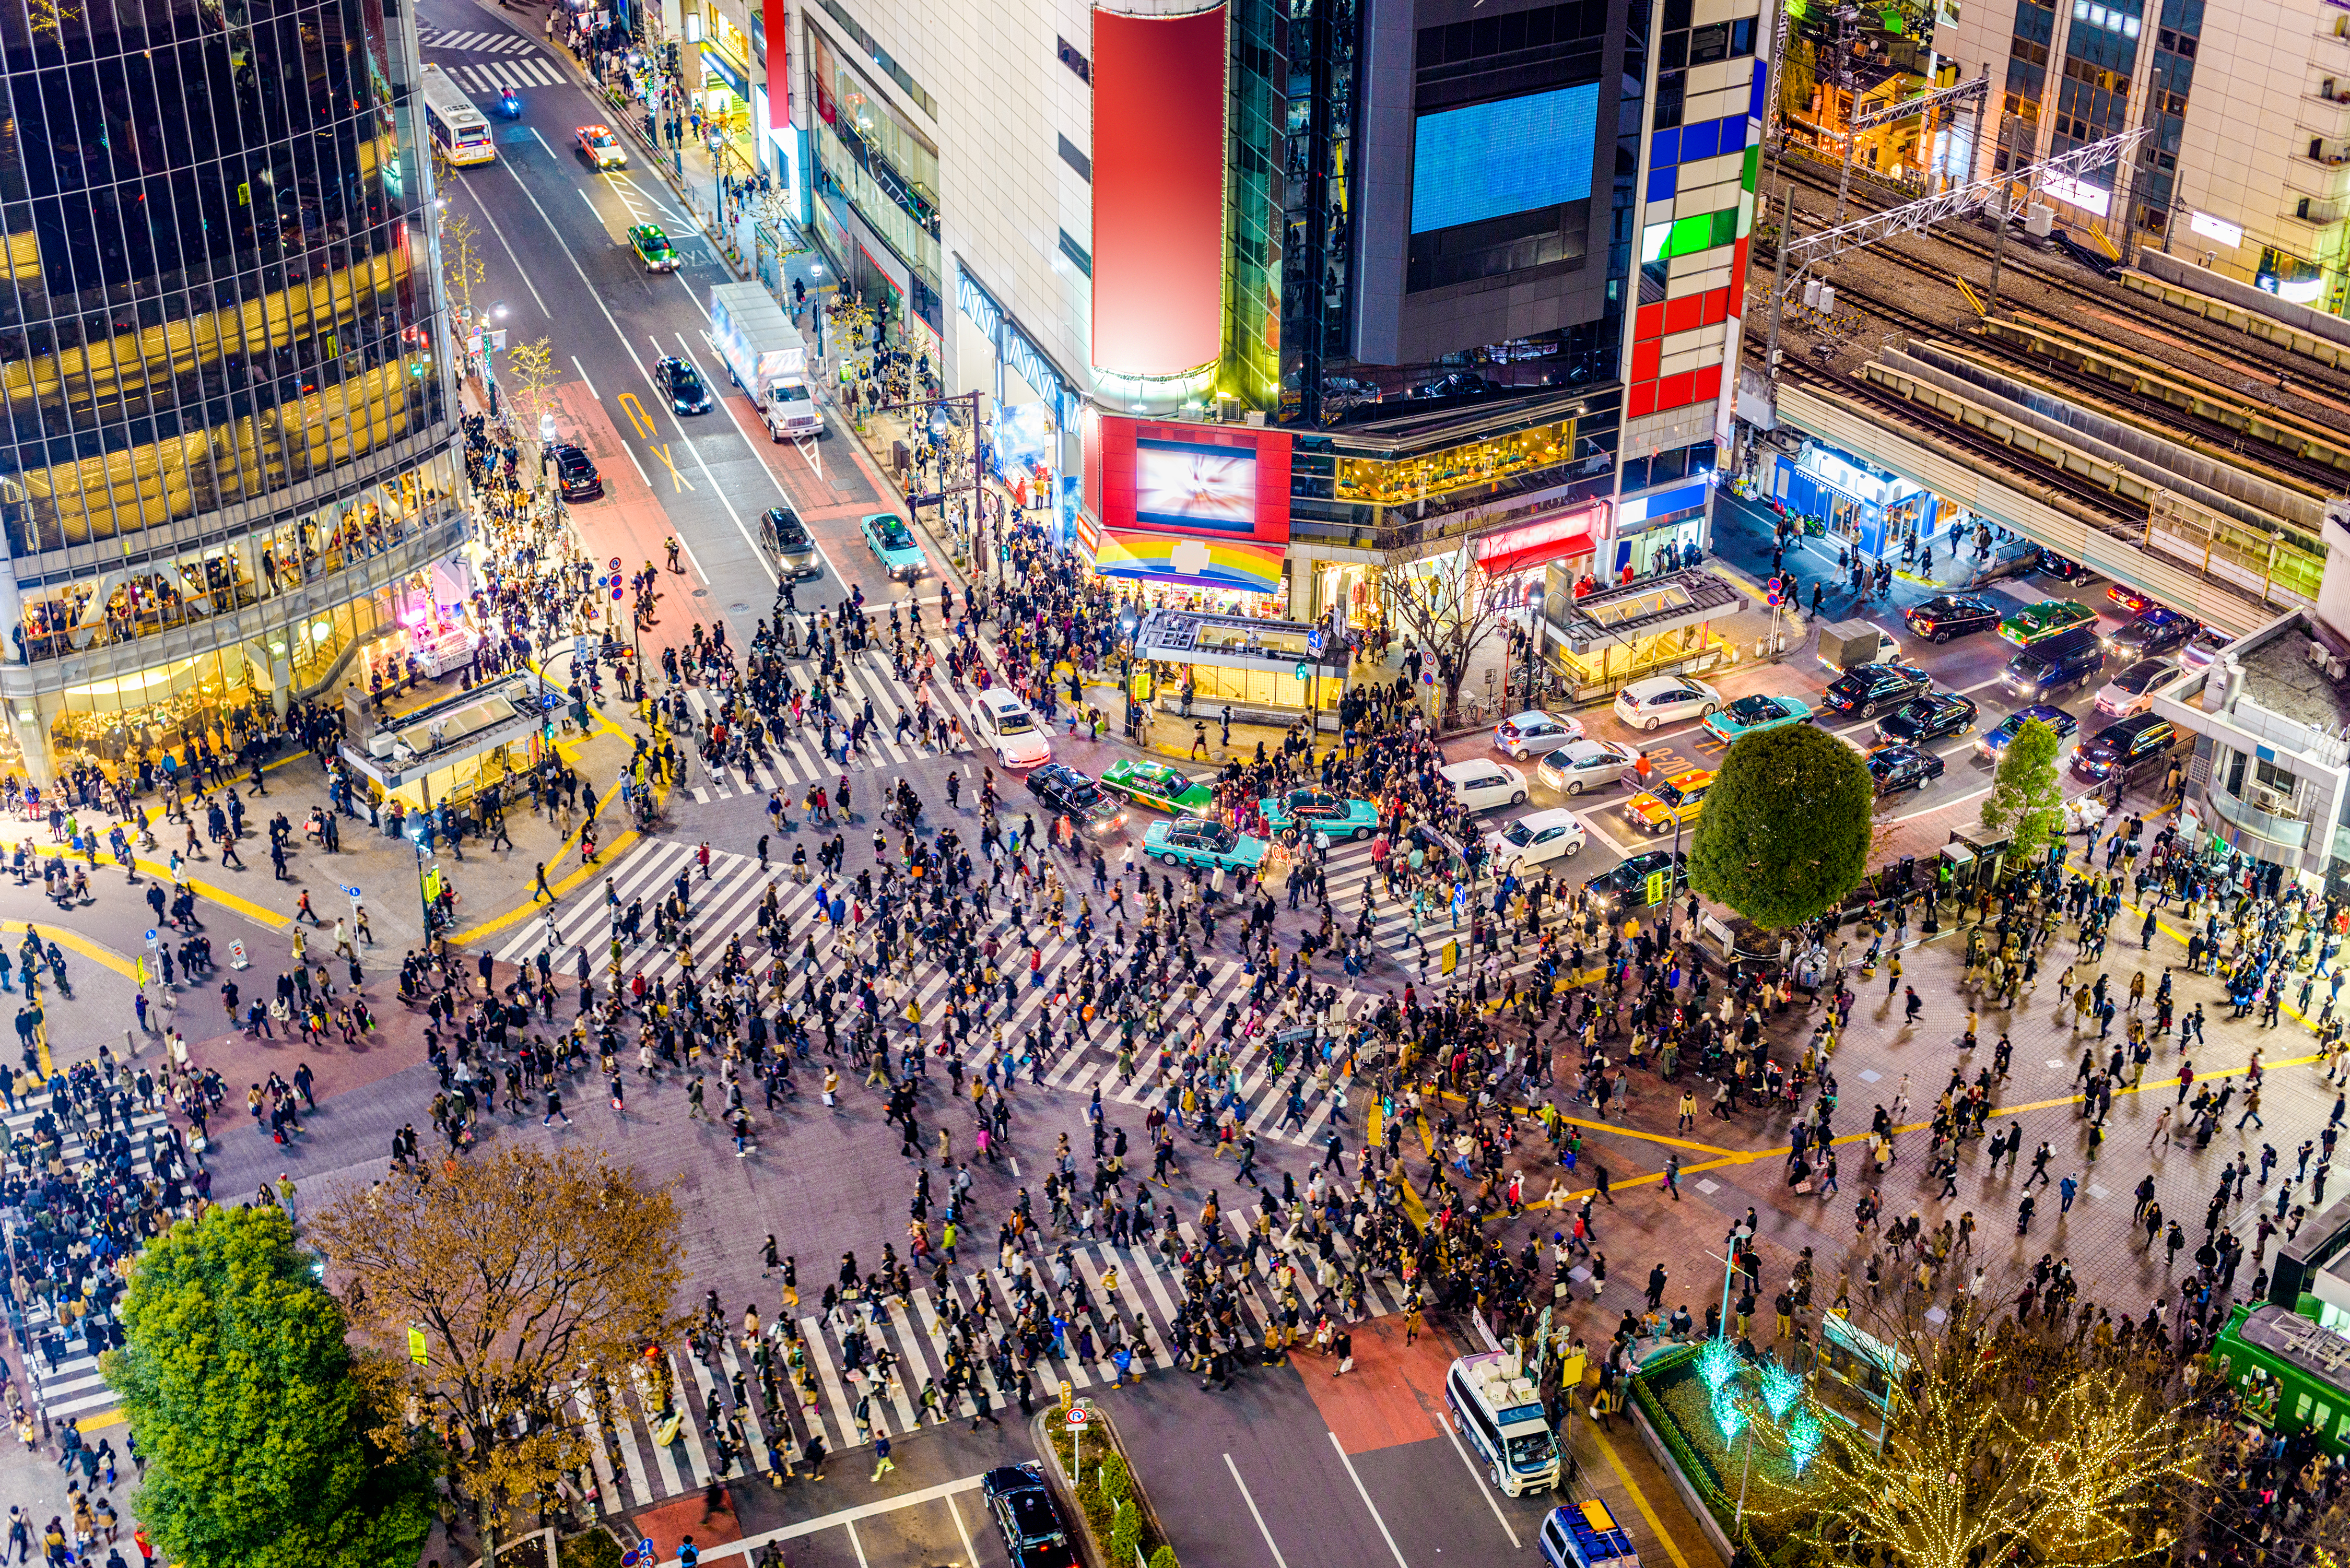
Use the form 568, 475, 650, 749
1437, 759, 1529, 812
1492, 710, 1585, 759
1612, 676, 1722, 732
1485, 807, 1588, 872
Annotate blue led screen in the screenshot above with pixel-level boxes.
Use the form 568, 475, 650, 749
1409, 82, 1601, 234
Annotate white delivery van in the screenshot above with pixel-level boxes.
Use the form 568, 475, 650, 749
1447, 1350, 1561, 1496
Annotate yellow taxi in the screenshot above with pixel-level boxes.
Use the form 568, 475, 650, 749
1622, 767, 1714, 837
575, 124, 627, 170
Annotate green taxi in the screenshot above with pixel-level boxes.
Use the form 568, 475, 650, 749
1099, 758, 1214, 815
1997, 598, 2095, 646
629, 224, 680, 273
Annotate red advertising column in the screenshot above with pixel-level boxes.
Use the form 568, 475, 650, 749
1089, 5, 1228, 378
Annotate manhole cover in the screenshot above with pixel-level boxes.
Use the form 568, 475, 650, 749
729, 602, 750, 612
691, 588, 709, 597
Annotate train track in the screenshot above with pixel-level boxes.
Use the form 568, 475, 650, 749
1770, 149, 2350, 403
1754, 158, 2350, 496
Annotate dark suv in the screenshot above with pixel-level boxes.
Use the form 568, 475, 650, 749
759, 505, 821, 580
2072, 713, 2177, 785
981, 1465, 1081, 1568
1822, 662, 1932, 718
1026, 763, 1127, 836
553, 444, 603, 501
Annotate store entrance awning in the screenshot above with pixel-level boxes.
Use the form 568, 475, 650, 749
1471, 508, 1601, 578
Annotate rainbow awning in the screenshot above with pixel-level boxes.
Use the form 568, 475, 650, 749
1094, 529, 1285, 595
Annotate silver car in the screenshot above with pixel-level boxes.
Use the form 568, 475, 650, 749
1535, 738, 1640, 796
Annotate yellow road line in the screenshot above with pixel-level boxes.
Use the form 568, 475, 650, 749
0, 922, 136, 981
1591, 1421, 1696, 1568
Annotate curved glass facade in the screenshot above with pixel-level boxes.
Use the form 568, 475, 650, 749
0, 0, 460, 777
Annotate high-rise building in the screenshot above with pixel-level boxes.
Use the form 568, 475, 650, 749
0, 0, 466, 784
1948, 0, 2350, 312
680, 0, 1755, 688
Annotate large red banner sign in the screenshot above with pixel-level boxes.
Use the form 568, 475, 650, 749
1090, 6, 1227, 377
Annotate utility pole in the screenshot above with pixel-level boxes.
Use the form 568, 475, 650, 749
1830, 6, 1863, 229
1985, 114, 2017, 319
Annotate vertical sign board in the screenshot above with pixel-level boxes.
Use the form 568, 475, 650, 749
1090, 6, 1229, 376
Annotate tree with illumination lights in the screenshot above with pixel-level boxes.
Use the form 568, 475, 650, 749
1744, 1300, 2198, 1568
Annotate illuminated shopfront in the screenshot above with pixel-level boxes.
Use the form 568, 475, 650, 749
17, 455, 457, 666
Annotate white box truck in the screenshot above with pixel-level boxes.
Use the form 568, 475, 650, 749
710, 282, 822, 442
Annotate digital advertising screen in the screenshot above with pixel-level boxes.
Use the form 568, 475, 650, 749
1134, 438, 1259, 531
1410, 81, 1600, 234
1086, 416, 1291, 549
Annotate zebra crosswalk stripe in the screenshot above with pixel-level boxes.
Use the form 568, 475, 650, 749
553, 1205, 1413, 1513
674, 645, 983, 801
421, 29, 540, 53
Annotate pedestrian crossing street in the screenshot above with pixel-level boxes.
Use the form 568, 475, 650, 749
7, 1102, 178, 1421
563, 1207, 1415, 1512
441, 56, 568, 93
495, 806, 1570, 1151
671, 641, 1001, 803
495, 836, 1371, 1148
419, 28, 543, 54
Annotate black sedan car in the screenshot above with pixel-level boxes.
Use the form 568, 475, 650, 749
1583, 848, 1686, 913
1874, 690, 1979, 746
759, 505, 822, 580
1026, 763, 1126, 836
553, 444, 603, 501
981, 1465, 1081, 1568
1867, 743, 1945, 795
2072, 713, 2178, 784
654, 355, 712, 414
2104, 606, 2198, 659
1822, 662, 1933, 718
1904, 593, 2001, 643
2037, 548, 2092, 582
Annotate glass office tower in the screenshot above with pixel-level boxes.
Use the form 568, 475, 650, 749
0, 0, 463, 783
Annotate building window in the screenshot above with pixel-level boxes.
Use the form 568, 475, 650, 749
1058, 230, 1093, 276
1058, 35, 1091, 82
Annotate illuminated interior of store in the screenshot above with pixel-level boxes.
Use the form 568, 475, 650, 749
1150, 660, 1340, 714
1101, 576, 1292, 620
17, 455, 454, 663
1333, 418, 1577, 504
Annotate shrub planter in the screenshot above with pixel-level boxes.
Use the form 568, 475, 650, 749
1030, 1399, 1181, 1568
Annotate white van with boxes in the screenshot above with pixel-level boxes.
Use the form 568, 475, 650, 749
1447, 1350, 1561, 1496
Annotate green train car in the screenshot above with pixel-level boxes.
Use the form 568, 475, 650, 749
2213, 1303, 2350, 1456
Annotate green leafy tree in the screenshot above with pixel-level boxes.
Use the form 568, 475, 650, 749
1978, 715, 2065, 864
1689, 722, 1875, 929
104, 1206, 433, 1568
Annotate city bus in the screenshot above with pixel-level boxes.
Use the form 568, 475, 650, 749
421, 64, 495, 166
